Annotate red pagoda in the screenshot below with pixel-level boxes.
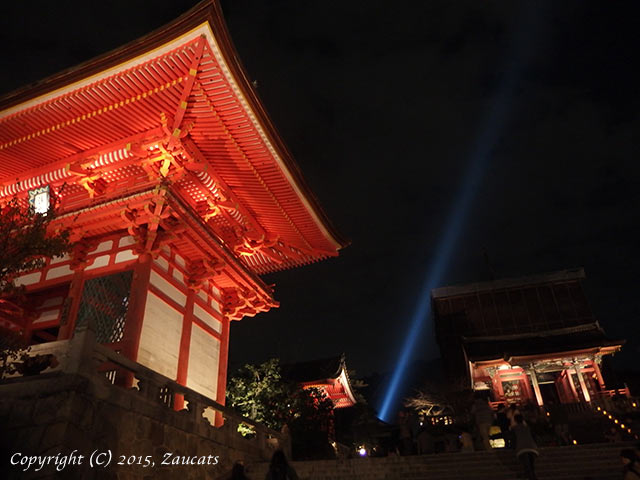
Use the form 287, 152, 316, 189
0, 0, 346, 412
432, 269, 626, 407
282, 355, 358, 409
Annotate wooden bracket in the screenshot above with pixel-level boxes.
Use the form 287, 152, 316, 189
221, 287, 278, 321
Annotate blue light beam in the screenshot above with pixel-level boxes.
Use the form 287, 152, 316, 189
377, 6, 539, 421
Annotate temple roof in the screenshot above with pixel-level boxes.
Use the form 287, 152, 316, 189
432, 268, 602, 338
432, 268, 586, 299
0, 0, 347, 275
281, 354, 357, 408
464, 325, 624, 363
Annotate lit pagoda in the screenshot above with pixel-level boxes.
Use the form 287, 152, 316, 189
0, 0, 346, 412
282, 354, 358, 409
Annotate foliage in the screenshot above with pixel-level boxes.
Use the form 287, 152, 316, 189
404, 377, 473, 417
226, 358, 290, 430
0, 197, 71, 296
226, 358, 335, 459
288, 386, 334, 433
0, 196, 71, 377
288, 386, 335, 460
0, 326, 30, 379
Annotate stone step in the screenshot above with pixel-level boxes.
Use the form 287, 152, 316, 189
246, 442, 633, 480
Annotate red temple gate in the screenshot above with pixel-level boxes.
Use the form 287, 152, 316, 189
0, 0, 346, 412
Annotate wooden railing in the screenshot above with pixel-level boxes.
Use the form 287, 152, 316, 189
595, 388, 631, 398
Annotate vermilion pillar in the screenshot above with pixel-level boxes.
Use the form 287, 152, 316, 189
492, 373, 505, 400
566, 370, 580, 402
215, 316, 231, 426
591, 360, 606, 390
575, 364, 591, 402
175, 290, 195, 411
520, 373, 534, 403
529, 369, 544, 406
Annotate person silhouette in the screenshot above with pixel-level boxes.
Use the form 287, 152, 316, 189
265, 450, 298, 480
512, 414, 538, 480
231, 461, 251, 480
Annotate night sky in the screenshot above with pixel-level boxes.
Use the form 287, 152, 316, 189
1, 0, 639, 394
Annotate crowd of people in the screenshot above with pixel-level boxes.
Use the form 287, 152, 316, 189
226, 426, 639, 480
224, 397, 639, 480
621, 447, 640, 480
391, 394, 640, 480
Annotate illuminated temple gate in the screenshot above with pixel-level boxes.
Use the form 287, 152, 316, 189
282, 355, 358, 409
0, 0, 345, 415
432, 269, 626, 407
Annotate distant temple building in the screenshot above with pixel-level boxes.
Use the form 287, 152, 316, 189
432, 269, 625, 406
0, 0, 345, 469
282, 355, 357, 409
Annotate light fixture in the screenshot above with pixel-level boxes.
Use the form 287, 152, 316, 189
28, 185, 50, 214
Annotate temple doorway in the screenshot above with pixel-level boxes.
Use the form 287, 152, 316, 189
539, 382, 560, 405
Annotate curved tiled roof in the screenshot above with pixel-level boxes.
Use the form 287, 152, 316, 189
0, 0, 347, 275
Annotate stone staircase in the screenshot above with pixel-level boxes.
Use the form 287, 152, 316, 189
247, 442, 632, 480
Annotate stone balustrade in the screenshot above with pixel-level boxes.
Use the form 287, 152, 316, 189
1, 322, 290, 471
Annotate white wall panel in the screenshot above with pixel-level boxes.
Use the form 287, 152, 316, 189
187, 325, 220, 400
137, 292, 182, 380
115, 250, 138, 263
193, 303, 222, 333
45, 265, 73, 280
154, 255, 169, 272
150, 270, 186, 307
85, 255, 110, 271
15, 272, 42, 286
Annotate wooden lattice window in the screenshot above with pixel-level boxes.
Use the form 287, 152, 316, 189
76, 270, 133, 344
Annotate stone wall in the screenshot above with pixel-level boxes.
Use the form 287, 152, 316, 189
1, 373, 277, 479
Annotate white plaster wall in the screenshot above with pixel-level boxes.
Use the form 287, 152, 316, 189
187, 324, 220, 400
137, 292, 182, 380
193, 303, 222, 333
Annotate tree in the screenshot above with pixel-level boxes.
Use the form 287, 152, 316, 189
0, 196, 71, 296
226, 358, 290, 430
226, 358, 335, 459
404, 377, 474, 420
0, 327, 30, 379
0, 196, 71, 376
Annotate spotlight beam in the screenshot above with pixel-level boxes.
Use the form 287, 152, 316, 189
377, 5, 539, 421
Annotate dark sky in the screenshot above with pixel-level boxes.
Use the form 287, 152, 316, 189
1, 1, 639, 386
